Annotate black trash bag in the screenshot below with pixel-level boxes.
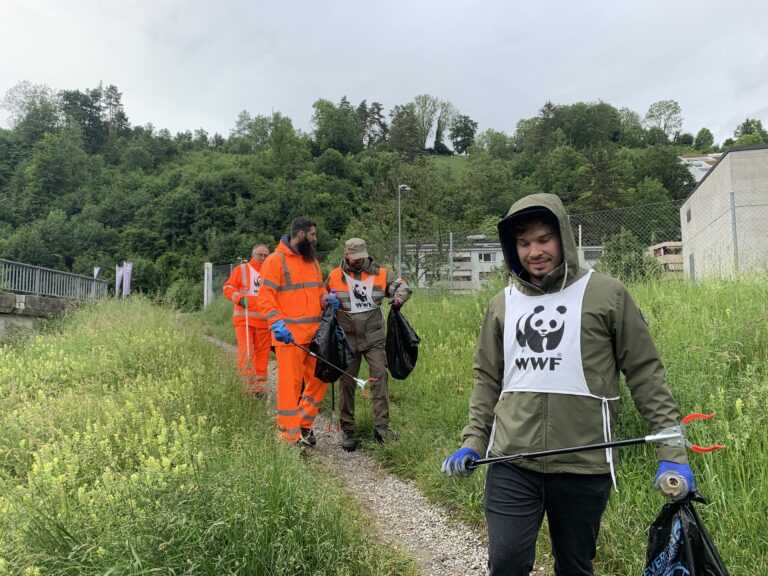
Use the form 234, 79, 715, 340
644, 492, 729, 576
310, 305, 356, 383
385, 306, 421, 380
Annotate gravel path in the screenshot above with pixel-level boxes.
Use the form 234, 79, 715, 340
206, 337, 490, 576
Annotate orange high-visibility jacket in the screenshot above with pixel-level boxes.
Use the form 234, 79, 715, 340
258, 236, 325, 345
222, 259, 267, 327
326, 261, 410, 351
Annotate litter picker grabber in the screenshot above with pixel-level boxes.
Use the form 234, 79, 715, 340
469, 413, 725, 471
289, 341, 373, 397
239, 259, 252, 374
327, 380, 340, 431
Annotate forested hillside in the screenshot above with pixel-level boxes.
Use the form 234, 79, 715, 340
2, 81, 767, 306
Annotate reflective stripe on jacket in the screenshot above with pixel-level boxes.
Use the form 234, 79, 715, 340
222, 260, 266, 327
258, 236, 325, 345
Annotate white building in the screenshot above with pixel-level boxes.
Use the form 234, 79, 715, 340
678, 153, 722, 183
407, 238, 504, 290
680, 145, 768, 280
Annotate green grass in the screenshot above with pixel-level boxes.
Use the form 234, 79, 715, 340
388, 274, 766, 574
0, 297, 417, 575
429, 155, 470, 182
197, 273, 767, 574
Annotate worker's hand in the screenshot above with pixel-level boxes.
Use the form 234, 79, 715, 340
323, 291, 340, 310
238, 297, 248, 309
441, 447, 480, 478
392, 295, 404, 309
270, 320, 294, 343
653, 460, 696, 499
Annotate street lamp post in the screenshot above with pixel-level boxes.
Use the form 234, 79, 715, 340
397, 184, 410, 273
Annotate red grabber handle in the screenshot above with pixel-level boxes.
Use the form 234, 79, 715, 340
682, 413, 726, 453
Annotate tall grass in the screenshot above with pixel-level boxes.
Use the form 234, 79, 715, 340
0, 298, 416, 575
390, 275, 766, 574
187, 275, 768, 574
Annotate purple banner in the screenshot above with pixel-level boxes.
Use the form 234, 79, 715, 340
122, 262, 133, 297
115, 265, 124, 295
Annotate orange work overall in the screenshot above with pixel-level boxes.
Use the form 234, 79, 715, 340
223, 260, 271, 392
258, 238, 328, 442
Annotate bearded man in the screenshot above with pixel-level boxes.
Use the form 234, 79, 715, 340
258, 217, 332, 446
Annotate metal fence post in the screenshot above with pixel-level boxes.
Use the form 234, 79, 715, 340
449, 232, 454, 291
203, 263, 213, 307
730, 191, 739, 273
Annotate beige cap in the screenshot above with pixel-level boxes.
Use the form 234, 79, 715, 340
345, 237, 369, 259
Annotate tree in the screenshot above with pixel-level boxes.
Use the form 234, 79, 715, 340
1, 81, 61, 148
556, 101, 621, 149
475, 129, 515, 160
694, 127, 714, 151
311, 97, 362, 155
356, 100, 388, 148
388, 103, 422, 159
644, 100, 683, 140
733, 118, 768, 144
102, 84, 130, 137
20, 124, 88, 219
644, 127, 669, 146
449, 114, 478, 154
573, 145, 625, 211
232, 110, 252, 138
673, 132, 694, 146
618, 108, 645, 148
733, 132, 765, 147
412, 94, 441, 149
432, 100, 457, 154
594, 228, 661, 283
61, 87, 107, 153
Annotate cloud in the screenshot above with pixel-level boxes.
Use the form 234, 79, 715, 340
2, 0, 766, 146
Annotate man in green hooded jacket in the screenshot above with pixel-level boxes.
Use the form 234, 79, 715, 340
442, 193, 695, 576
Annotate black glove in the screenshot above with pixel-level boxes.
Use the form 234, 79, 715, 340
238, 297, 248, 308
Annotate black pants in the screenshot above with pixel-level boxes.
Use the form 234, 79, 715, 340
484, 462, 612, 576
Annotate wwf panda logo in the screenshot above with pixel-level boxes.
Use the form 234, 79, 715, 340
352, 283, 369, 303
516, 304, 567, 353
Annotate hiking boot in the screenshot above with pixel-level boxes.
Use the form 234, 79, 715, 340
300, 428, 317, 447
373, 426, 399, 444
291, 440, 309, 456
341, 429, 357, 452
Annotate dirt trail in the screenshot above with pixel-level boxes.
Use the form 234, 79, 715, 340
205, 336, 490, 576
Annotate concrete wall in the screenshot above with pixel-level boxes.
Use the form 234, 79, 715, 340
680, 148, 768, 280
0, 292, 69, 343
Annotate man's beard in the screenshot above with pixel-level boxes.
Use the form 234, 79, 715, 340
347, 259, 363, 272
297, 237, 316, 262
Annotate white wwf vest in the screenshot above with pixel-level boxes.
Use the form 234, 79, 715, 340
497, 270, 620, 489
247, 264, 262, 295
343, 272, 377, 314
502, 271, 591, 394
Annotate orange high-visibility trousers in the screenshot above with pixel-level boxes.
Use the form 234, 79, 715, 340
275, 344, 328, 442
235, 322, 271, 391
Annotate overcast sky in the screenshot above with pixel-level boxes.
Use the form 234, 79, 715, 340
2, 0, 767, 145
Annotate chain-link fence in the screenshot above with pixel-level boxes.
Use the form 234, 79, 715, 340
204, 201, 687, 303
203, 190, 768, 305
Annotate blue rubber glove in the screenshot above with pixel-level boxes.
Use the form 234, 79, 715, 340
323, 290, 340, 310
654, 460, 696, 497
441, 447, 480, 478
270, 319, 294, 343
392, 295, 404, 309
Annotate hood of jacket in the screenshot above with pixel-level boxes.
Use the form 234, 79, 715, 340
497, 193, 581, 292
277, 234, 300, 257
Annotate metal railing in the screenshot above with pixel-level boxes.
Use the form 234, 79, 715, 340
0, 259, 109, 301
